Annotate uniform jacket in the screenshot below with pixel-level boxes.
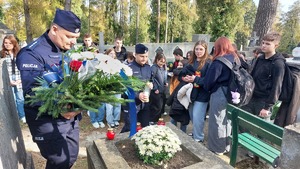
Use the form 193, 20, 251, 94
129, 60, 152, 105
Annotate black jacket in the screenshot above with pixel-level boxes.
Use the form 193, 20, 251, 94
251, 53, 285, 110
114, 46, 127, 62
166, 81, 190, 125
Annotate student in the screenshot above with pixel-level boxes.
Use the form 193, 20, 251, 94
169, 60, 184, 95
124, 51, 134, 65
170, 48, 188, 72
203, 37, 238, 155
242, 32, 285, 122
16, 9, 82, 168
1, 35, 26, 123
81, 33, 99, 53
182, 40, 211, 143
149, 52, 168, 122
113, 37, 127, 62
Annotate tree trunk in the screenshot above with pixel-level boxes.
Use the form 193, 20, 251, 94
156, 0, 160, 43
136, 4, 139, 44
253, 0, 278, 45
23, 0, 33, 43
64, 0, 71, 11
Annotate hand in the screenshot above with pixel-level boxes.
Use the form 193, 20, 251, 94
139, 92, 149, 102
155, 90, 159, 94
259, 109, 270, 117
61, 104, 82, 119
165, 83, 168, 87
10, 81, 17, 86
61, 110, 82, 119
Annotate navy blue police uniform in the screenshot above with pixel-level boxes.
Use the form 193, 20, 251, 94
121, 44, 152, 132
16, 9, 81, 169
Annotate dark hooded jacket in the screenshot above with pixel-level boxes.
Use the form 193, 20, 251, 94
114, 46, 127, 62
251, 53, 285, 110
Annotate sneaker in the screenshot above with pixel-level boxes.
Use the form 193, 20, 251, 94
163, 112, 168, 116
108, 123, 115, 128
98, 122, 105, 128
247, 151, 254, 158
21, 117, 26, 124
92, 122, 99, 128
114, 121, 119, 127
87, 111, 90, 117
188, 133, 193, 136
195, 139, 203, 143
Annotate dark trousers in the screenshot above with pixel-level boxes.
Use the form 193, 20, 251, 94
149, 92, 164, 122
25, 107, 79, 169
137, 103, 151, 127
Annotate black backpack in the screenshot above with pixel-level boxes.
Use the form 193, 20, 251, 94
273, 60, 300, 102
216, 57, 255, 107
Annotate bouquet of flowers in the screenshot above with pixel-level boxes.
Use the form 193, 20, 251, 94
27, 50, 145, 118
131, 125, 182, 166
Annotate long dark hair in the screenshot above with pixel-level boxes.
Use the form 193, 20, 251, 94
1, 35, 20, 58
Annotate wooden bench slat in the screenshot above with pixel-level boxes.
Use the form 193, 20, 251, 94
241, 133, 280, 155
239, 133, 280, 158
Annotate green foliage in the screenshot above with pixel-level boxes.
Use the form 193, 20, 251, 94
277, 0, 300, 53
234, 0, 257, 50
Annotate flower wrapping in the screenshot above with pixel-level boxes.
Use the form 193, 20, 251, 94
27, 50, 144, 118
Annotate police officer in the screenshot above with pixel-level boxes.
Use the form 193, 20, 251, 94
16, 9, 81, 169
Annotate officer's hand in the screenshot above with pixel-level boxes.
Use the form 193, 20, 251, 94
61, 110, 82, 120
61, 104, 82, 119
139, 92, 149, 102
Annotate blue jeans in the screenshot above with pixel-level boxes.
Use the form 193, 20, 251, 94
89, 104, 105, 123
189, 101, 208, 141
12, 86, 25, 119
105, 94, 121, 125
170, 118, 187, 133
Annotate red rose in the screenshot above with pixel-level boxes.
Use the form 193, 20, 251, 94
69, 60, 82, 72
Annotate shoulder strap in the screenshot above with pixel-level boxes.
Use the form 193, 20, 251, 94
216, 57, 233, 69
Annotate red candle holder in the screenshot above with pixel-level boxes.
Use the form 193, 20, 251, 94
157, 118, 165, 125
106, 128, 115, 140
136, 122, 142, 132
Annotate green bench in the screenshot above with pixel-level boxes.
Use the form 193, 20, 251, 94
226, 104, 284, 168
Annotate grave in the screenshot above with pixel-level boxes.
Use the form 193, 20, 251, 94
86, 123, 233, 169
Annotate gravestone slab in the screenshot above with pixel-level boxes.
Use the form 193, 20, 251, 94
86, 123, 233, 169
279, 123, 300, 169
192, 34, 211, 43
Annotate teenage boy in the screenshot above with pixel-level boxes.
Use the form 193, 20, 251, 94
113, 37, 127, 62
170, 48, 188, 72
82, 33, 99, 53
242, 32, 285, 122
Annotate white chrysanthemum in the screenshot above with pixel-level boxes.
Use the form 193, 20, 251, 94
131, 125, 182, 165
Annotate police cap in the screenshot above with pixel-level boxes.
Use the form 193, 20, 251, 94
53, 8, 81, 33
135, 44, 148, 54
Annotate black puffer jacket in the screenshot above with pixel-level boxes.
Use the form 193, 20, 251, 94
251, 53, 285, 110
166, 81, 190, 125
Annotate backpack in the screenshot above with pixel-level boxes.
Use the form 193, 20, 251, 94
216, 57, 255, 107
273, 60, 300, 102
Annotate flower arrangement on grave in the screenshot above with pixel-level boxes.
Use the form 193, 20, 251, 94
26, 50, 145, 118
131, 125, 182, 166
